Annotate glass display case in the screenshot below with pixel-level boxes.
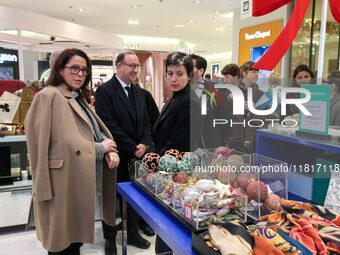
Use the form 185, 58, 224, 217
0, 135, 32, 228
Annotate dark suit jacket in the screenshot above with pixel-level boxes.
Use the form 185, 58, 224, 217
95, 74, 152, 181
153, 85, 201, 155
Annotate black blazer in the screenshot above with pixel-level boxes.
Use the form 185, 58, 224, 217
95, 74, 152, 179
153, 85, 201, 155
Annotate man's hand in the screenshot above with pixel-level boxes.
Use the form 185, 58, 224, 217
134, 144, 148, 158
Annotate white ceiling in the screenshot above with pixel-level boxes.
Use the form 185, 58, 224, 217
0, 0, 240, 54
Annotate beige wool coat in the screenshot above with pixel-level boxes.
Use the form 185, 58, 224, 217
25, 85, 117, 252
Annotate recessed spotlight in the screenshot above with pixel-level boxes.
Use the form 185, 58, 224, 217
128, 20, 139, 25
215, 27, 224, 31
212, 44, 216, 47
215, 11, 220, 14
189, 20, 194, 23
129, 4, 142, 8
174, 24, 184, 28
78, 8, 86, 12
191, 0, 201, 3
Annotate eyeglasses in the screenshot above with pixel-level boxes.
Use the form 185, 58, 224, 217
64, 64, 90, 76
121, 62, 142, 69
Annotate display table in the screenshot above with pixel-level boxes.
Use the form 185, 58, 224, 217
256, 129, 340, 202
117, 182, 197, 255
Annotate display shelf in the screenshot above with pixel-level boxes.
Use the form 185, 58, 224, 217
117, 182, 197, 255
256, 129, 340, 203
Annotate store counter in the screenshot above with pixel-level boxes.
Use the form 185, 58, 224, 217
256, 129, 340, 202
117, 182, 197, 255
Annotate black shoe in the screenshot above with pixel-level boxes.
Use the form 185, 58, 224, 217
141, 224, 155, 237
127, 234, 151, 249
104, 239, 117, 255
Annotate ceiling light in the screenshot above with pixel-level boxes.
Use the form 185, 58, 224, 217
78, 8, 86, 12
215, 27, 224, 31
129, 4, 142, 8
189, 20, 194, 23
174, 24, 184, 28
215, 11, 220, 14
128, 20, 139, 25
212, 44, 216, 47
191, 0, 201, 3
221, 12, 233, 18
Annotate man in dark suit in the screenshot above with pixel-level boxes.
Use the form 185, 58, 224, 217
95, 51, 152, 255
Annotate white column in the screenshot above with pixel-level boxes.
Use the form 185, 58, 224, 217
17, 29, 25, 80
317, 0, 328, 83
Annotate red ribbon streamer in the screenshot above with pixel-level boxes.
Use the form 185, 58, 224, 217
252, 0, 340, 71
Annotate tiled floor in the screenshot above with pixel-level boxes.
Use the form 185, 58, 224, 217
0, 221, 156, 255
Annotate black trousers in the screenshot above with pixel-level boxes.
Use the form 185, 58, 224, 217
101, 194, 140, 240
48, 243, 83, 255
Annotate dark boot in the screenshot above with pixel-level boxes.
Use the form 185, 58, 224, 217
104, 239, 117, 255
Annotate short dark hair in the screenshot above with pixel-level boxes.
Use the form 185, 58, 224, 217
239, 61, 258, 78
166, 52, 193, 77
115, 51, 137, 66
328, 70, 340, 91
204, 73, 211, 79
293, 64, 315, 79
221, 63, 239, 77
46, 48, 92, 99
189, 54, 207, 75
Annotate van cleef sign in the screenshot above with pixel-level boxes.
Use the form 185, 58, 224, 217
0, 53, 18, 63
245, 30, 271, 40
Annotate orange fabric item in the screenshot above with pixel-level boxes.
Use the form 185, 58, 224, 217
253, 235, 285, 255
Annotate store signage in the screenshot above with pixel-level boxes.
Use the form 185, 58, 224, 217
299, 84, 331, 136
0, 53, 18, 63
201, 84, 312, 116
245, 30, 271, 40
241, 0, 252, 19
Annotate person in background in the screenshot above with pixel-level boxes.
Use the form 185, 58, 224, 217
204, 73, 212, 81
287, 64, 316, 116
134, 76, 160, 130
325, 70, 340, 126
292, 64, 315, 88
25, 48, 119, 255
95, 51, 153, 254
153, 52, 201, 253
230, 61, 264, 152
131, 76, 158, 237
221, 63, 239, 85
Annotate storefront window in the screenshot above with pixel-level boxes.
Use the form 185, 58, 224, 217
291, 0, 340, 77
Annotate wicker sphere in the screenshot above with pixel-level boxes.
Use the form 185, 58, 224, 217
173, 173, 188, 184
165, 149, 182, 161
142, 152, 160, 172
158, 155, 177, 172
176, 160, 191, 173
246, 181, 268, 203
263, 193, 281, 212
138, 164, 149, 179
237, 172, 256, 191
181, 152, 200, 167
217, 171, 237, 186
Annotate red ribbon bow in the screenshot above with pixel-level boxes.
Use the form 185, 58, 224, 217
252, 0, 340, 71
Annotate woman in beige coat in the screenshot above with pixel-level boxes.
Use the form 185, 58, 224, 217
25, 48, 119, 254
